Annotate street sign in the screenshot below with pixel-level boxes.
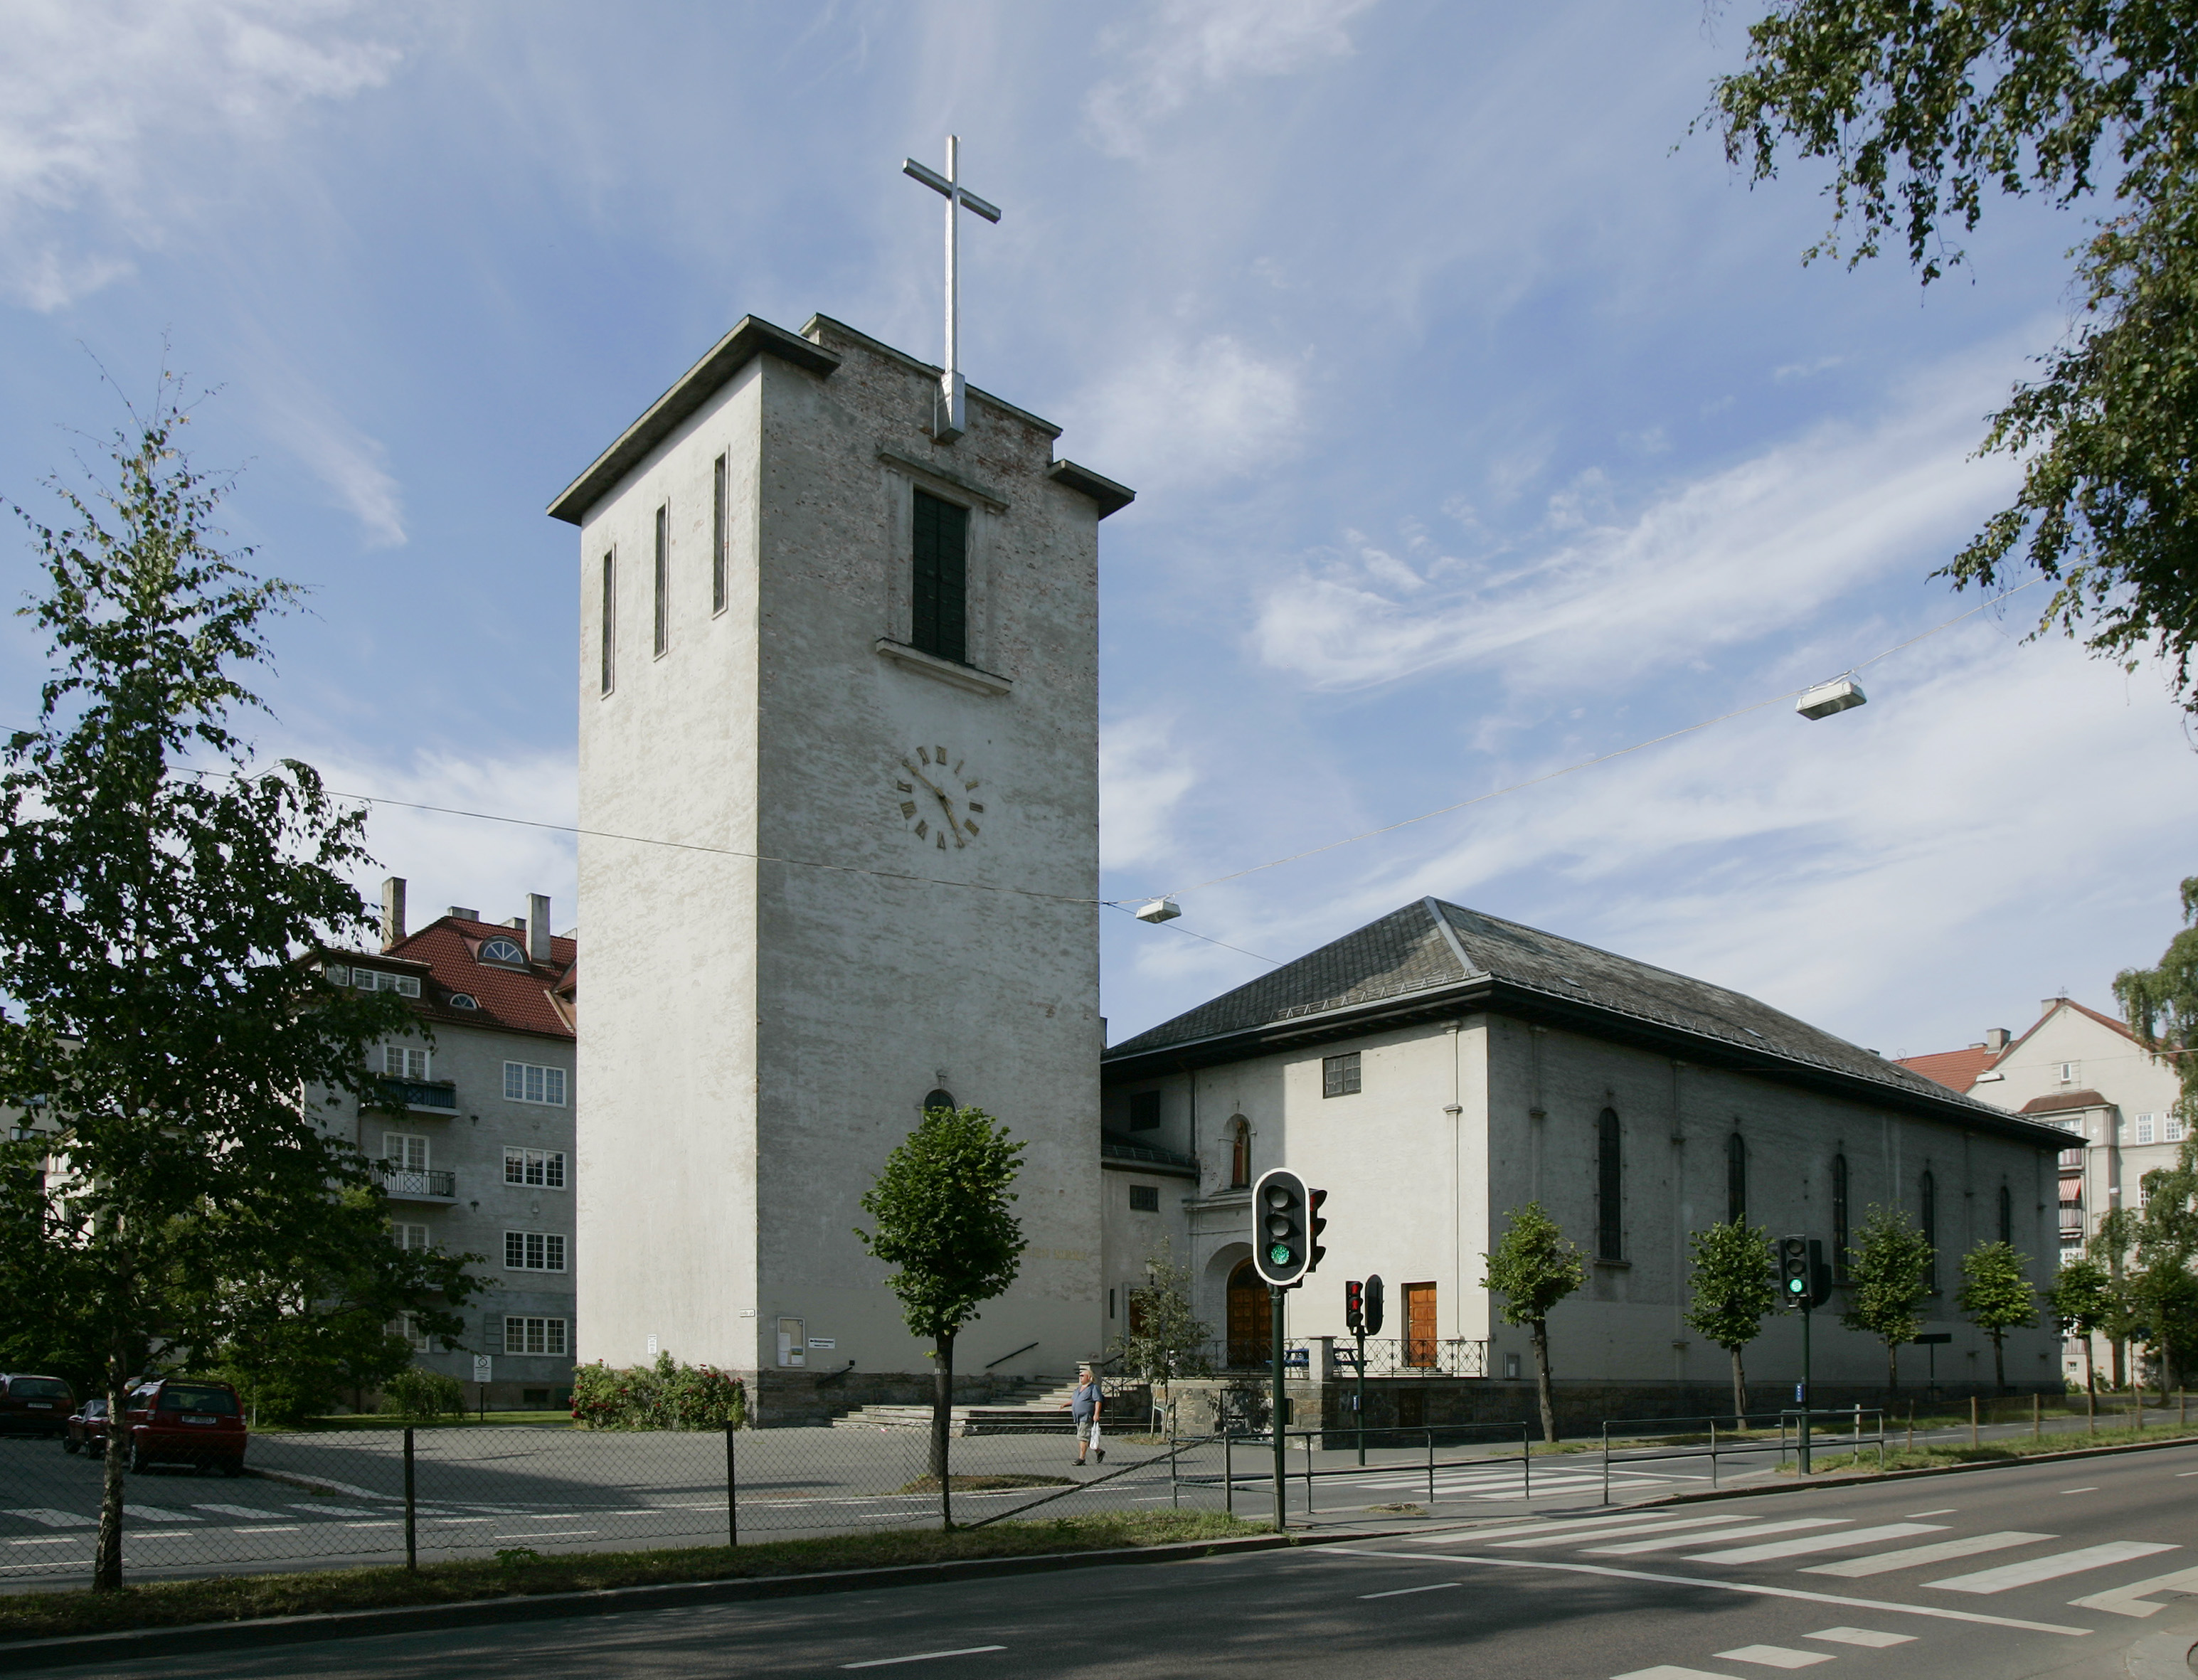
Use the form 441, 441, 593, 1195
472, 1355, 492, 1385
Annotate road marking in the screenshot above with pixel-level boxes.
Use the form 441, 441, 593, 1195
1496, 1517, 1758, 1549
2177, 1472, 2198, 1478
124, 1530, 195, 1538
289, 1504, 383, 1517
1325, 1549, 2093, 1634
1589, 1520, 1847, 1556
1611, 1668, 1747, 1680
7, 1538, 79, 1546
1904, 1509, 1956, 1518
193, 1504, 285, 1520
492, 1530, 598, 1541
238, 1526, 301, 1533
1927, 1541, 2179, 1594
1411, 1514, 1750, 1546
1684, 1524, 1948, 1565
1803, 1628, 1913, 1647
2059, 1487, 2098, 1495
5, 1509, 93, 1529
1358, 1582, 1462, 1600
124, 1504, 199, 1522
1805, 1532, 2054, 1578
2067, 1564, 2198, 1618
1713, 1646, 1835, 1669
841, 1647, 1007, 1669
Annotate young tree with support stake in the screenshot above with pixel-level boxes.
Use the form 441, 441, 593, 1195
1480, 1202, 1583, 1446
2050, 1255, 2115, 1395
1683, 1220, 1779, 1419
856, 1104, 1026, 1531
1956, 1241, 2037, 1393
1840, 1206, 1933, 1393
0, 385, 475, 1591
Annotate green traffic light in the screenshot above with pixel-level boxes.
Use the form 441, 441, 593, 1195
1268, 1243, 1292, 1265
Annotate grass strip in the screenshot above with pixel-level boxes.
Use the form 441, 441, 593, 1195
1778, 1423, 2198, 1476
0, 1511, 1267, 1644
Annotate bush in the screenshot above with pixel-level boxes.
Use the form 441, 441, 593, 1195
570, 1353, 745, 1430
380, 1367, 467, 1420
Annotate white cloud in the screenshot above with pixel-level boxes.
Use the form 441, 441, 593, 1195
0, 0, 410, 308
260, 383, 406, 548
1085, 0, 1379, 156
1070, 334, 1304, 491
1251, 350, 2024, 694
1100, 713, 1197, 872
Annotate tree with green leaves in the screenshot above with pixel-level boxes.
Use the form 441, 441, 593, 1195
1683, 1219, 1780, 1420
0, 386, 474, 1590
1481, 1202, 1585, 1445
2088, 1206, 2145, 1388
2049, 1254, 2115, 1393
1105, 1238, 1212, 1435
855, 1103, 1026, 1529
1711, 2, 2198, 707
1955, 1241, 2037, 1392
1840, 1205, 1934, 1391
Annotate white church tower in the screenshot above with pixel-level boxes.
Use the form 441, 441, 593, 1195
548, 304, 1131, 1418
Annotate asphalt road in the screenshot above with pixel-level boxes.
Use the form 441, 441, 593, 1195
16, 1434, 2198, 1678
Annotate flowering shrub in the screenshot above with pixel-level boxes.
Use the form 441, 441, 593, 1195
570, 1352, 746, 1430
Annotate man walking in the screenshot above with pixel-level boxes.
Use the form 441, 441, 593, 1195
1067, 1363, 1103, 1467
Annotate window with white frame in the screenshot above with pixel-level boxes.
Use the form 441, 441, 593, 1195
504, 1230, 567, 1272
2059, 1060, 2080, 1084
2137, 1113, 2157, 1144
334, 965, 420, 997
2169, 1114, 2188, 1143
381, 1045, 430, 1080
504, 1147, 567, 1189
383, 1134, 430, 1170
395, 1312, 430, 1351
504, 1316, 569, 1356
393, 1223, 430, 1251
504, 1062, 568, 1106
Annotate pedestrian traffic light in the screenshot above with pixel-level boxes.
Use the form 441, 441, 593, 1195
1306, 1188, 1328, 1276
1778, 1234, 1810, 1307
1251, 1168, 1312, 1287
1346, 1279, 1364, 1331
1363, 1274, 1385, 1336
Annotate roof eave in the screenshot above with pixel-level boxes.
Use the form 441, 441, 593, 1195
1102, 977, 2071, 1149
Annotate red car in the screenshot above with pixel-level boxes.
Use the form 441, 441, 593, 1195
61, 1396, 107, 1455
0, 1374, 75, 1437
121, 1379, 247, 1476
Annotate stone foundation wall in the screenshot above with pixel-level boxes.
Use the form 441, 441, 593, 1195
745, 1368, 1053, 1428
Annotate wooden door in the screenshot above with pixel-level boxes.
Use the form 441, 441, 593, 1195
1403, 1282, 1438, 1367
1226, 1260, 1265, 1368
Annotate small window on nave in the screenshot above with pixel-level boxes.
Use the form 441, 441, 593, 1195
923, 1088, 957, 1113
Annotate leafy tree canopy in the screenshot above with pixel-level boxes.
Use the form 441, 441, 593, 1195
855, 1105, 1028, 1344
1684, 1220, 1780, 1351
1482, 1202, 1586, 1327
1713, 1, 2198, 706
1841, 1203, 1934, 1386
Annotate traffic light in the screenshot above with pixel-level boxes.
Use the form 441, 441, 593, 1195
1808, 1238, 1833, 1310
1345, 1279, 1364, 1331
1306, 1188, 1328, 1276
1778, 1234, 1810, 1307
1251, 1168, 1312, 1287
1363, 1274, 1385, 1336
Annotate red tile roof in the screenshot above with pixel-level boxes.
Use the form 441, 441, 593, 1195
1896, 1046, 1999, 1092
342, 916, 575, 1043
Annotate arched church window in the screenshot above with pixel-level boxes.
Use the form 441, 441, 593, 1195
1832, 1153, 1849, 1279
1726, 1132, 1747, 1224
1596, 1109, 1623, 1261
923, 1088, 956, 1114
1228, 1117, 1251, 1189
1998, 1183, 2012, 1245
1920, 1169, 1938, 1292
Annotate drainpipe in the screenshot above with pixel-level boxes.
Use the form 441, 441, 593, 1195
1448, 1021, 1464, 1339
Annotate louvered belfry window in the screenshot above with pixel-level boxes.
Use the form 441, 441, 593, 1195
910, 489, 968, 664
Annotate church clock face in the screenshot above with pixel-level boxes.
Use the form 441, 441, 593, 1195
894, 746, 985, 849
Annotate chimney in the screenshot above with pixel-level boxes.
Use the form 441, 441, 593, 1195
1983, 1028, 2011, 1052
2041, 998, 2065, 1019
529, 893, 553, 964
380, 877, 407, 951
448, 906, 480, 922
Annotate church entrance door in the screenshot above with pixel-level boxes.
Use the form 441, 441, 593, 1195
1226, 1260, 1265, 1368
1403, 1282, 1438, 1368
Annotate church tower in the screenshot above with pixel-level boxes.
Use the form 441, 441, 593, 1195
549, 312, 1131, 1415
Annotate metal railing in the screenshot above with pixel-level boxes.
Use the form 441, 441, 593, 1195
381, 1167, 457, 1200
1204, 1337, 1489, 1376
1595, 1408, 1889, 1499
371, 1078, 457, 1112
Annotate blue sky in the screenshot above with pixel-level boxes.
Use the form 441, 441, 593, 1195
1, 0, 2190, 1058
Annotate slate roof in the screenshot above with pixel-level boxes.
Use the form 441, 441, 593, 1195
1105, 897, 2058, 1141
335, 915, 576, 1043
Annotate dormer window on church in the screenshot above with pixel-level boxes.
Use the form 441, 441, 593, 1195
910, 489, 968, 664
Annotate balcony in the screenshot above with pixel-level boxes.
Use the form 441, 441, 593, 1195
369, 1078, 457, 1115
382, 1167, 457, 1202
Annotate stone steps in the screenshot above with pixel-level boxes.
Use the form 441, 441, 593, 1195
831, 1377, 1086, 1435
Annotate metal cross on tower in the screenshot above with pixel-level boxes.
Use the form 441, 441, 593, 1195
903, 136, 1001, 444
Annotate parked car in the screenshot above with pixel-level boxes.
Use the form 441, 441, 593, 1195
62, 1396, 107, 1455
120, 1378, 247, 1475
0, 1375, 75, 1437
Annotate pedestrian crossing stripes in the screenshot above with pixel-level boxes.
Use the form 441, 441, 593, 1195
1801, 1630, 1913, 1647
1682, 1524, 1947, 1565
1497, 1516, 1753, 1548
1711, 1645, 1833, 1669
1803, 1532, 2051, 1578
1587, 1520, 1845, 1556
2068, 1563, 2198, 1617
1925, 1541, 2179, 1594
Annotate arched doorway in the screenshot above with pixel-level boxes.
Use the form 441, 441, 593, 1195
1226, 1258, 1266, 1368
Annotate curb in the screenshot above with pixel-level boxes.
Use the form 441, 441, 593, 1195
0, 1528, 1378, 1673
1641, 1430, 2198, 1506
2122, 1630, 2198, 1680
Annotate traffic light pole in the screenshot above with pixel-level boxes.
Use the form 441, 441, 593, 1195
1798, 1304, 1812, 1475
1270, 1285, 1288, 1531
1356, 1327, 1368, 1467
